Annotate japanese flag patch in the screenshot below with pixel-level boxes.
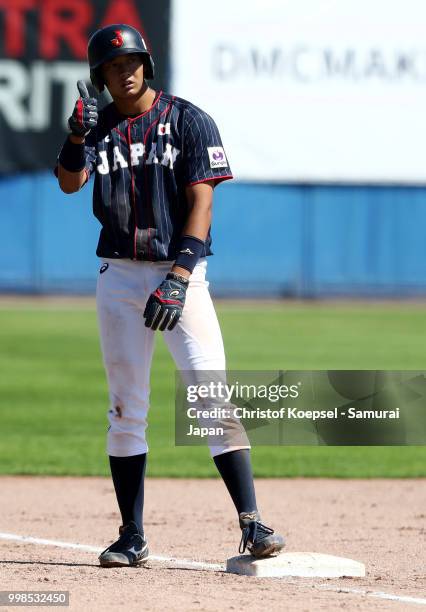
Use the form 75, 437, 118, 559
207, 146, 228, 168
157, 123, 171, 135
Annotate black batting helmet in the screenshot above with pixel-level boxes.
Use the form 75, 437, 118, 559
88, 24, 155, 92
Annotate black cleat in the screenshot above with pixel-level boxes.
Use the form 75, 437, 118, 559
99, 521, 149, 567
239, 511, 285, 559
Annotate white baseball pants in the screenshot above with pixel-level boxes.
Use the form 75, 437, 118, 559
96, 257, 250, 458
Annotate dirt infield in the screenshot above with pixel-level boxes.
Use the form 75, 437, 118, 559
0, 477, 424, 611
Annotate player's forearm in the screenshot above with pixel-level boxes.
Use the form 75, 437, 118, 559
172, 197, 212, 278
57, 134, 87, 194
181, 181, 214, 240
181, 201, 212, 240
172, 211, 210, 277
58, 165, 87, 193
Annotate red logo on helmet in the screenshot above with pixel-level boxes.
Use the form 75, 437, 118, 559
111, 30, 124, 47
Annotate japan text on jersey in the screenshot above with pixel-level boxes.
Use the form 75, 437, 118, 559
82, 92, 233, 262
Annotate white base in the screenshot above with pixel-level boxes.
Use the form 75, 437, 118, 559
226, 552, 366, 578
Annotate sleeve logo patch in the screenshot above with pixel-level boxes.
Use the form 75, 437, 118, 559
207, 146, 228, 169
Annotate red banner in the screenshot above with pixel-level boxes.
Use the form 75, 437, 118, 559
0, 0, 170, 172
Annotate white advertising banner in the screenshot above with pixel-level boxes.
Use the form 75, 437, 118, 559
171, 0, 426, 183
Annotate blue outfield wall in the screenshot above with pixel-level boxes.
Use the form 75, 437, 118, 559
1, 172, 426, 297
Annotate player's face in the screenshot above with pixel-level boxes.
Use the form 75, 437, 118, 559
102, 53, 145, 99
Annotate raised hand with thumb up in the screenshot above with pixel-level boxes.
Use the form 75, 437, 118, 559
68, 80, 98, 138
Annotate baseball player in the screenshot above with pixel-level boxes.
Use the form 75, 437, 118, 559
56, 23, 284, 567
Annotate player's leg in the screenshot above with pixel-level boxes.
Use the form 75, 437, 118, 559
96, 259, 154, 566
160, 259, 257, 511
154, 259, 285, 556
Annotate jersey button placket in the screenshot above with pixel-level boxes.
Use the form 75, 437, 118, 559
134, 122, 143, 257
127, 120, 140, 260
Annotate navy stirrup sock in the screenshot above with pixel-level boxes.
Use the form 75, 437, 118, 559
109, 453, 147, 535
213, 449, 257, 514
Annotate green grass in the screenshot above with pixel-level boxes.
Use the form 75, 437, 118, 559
0, 301, 425, 477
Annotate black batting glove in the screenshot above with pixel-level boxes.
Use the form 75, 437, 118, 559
68, 80, 98, 137
143, 273, 189, 331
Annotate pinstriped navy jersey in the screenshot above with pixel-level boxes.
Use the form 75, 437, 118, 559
82, 91, 233, 261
